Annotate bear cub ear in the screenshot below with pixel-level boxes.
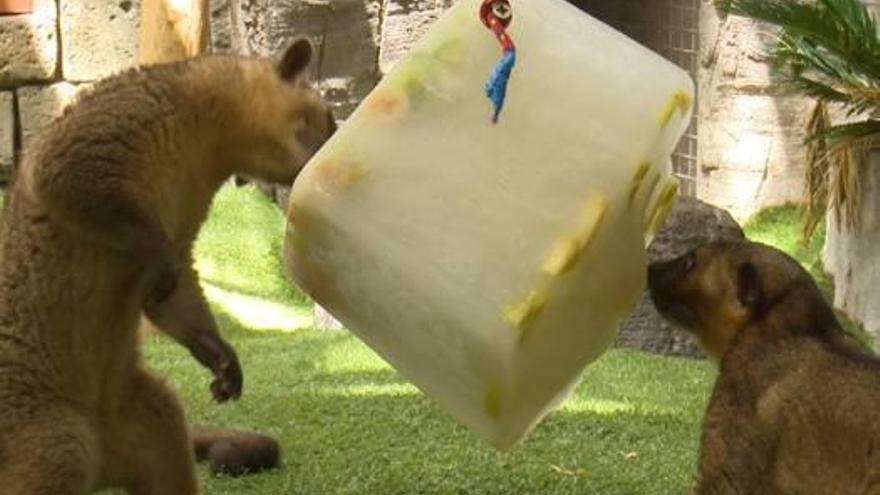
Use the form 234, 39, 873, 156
736, 261, 764, 313
277, 38, 314, 83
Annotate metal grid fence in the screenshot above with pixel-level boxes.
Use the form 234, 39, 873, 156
569, 0, 700, 197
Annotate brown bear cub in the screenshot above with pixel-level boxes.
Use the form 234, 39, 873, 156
648, 240, 880, 495
0, 39, 335, 494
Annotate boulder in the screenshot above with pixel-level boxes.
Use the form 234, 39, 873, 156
614, 196, 745, 358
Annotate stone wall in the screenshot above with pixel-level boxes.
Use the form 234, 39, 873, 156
207, 0, 453, 120
209, 0, 815, 221
3, 0, 864, 349
0, 0, 854, 221
0, 0, 139, 178
696, 2, 812, 221
0, 0, 455, 178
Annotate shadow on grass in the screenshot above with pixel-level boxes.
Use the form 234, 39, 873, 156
157, 340, 706, 494
189, 376, 701, 495
143, 296, 710, 495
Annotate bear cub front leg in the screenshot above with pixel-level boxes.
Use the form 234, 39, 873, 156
144, 264, 243, 402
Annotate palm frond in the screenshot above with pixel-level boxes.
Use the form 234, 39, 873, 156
818, 0, 878, 50
808, 120, 880, 143
774, 34, 870, 89
827, 141, 862, 230
782, 72, 850, 103
847, 86, 880, 116
718, 0, 880, 80
803, 101, 831, 239
717, 0, 880, 237
807, 124, 876, 233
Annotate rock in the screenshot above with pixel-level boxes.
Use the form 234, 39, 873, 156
209, 0, 237, 54
0, 0, 58, 87
0, 92, 13, 178
646, 196, 746, 260
319, 0, 382, 109
60, 0, 140, 81
614, 196, 745, 358
239, 0, 381, 119
238, 0, 273, 56
378, 0, 453, 74
245, 0, 383, 205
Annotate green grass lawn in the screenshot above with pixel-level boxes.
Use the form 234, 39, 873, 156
130, 191, 865, 494
3, 183, 856, 493
134, 185, 716, 494
742, 205, 830, 295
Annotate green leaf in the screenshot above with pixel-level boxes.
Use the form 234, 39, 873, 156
808, 119, 880, 143
723, 0, 880, 79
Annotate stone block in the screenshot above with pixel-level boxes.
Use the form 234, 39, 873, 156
61, 0, 140, 81
209, 0, 237, 54
319, 0, 381, 115
265, 1, 328, 54
0, 0, 58, 87
257, 0, 381, 118
698, 91, 810, 220
378, 0, 452, 74
0, 92, 13, 177
698, 167, 767, 221
238, 0, 273, 55
17, 82, 84, 148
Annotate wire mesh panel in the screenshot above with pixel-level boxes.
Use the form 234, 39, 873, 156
567, 0, 654, 44
568, 0, 700, 197
655, 0, 699, 197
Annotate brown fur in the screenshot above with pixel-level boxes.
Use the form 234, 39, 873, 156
192, 427, 280, 477
648, 240, 880, 495
0, 39, 334, 494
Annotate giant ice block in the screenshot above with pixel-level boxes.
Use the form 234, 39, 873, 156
284, 0, 694, 450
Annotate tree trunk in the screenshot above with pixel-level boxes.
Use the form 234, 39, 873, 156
139, 0, 210, 65
823, 149, 880, 347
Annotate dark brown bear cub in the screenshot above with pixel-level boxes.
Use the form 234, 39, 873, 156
649, 240, 880, 495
